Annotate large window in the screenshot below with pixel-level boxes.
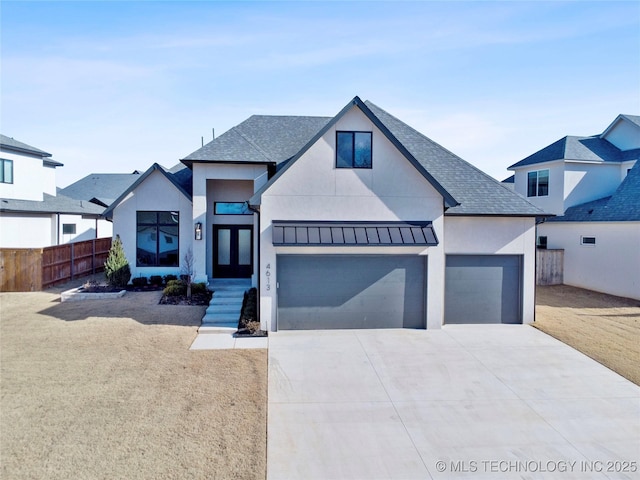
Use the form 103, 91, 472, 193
0, 159, 13, 184
136, 211, 179, 267
336, 131, 372, 168
527, 169, 549, 197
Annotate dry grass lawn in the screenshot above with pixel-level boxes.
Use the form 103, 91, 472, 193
1, 283, 267, 480
534, 285, 640, 386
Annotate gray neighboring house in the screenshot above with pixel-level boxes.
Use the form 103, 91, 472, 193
508, 114, 639, 299
106, 97, 547, 331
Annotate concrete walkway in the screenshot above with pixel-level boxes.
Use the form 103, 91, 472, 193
267, 326, 640, 479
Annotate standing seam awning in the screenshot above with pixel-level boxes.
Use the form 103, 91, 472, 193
272, 221, 438, 246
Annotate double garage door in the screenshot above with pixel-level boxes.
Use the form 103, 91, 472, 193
276, 254, 522, 330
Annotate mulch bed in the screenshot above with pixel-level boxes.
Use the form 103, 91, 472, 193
159, 292, 212, 306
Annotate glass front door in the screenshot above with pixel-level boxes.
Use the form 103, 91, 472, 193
213, 225, 253, 278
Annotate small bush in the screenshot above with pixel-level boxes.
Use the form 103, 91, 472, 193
164, 274, 178, 284
132, 277, 148, 287
149, 275, 163, 286
238, 287, 258, 329
191, 282, 208, 294
166, 279, 183, 288
163, 283, 186, 296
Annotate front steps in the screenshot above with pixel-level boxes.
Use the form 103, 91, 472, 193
199, 279, 251, 334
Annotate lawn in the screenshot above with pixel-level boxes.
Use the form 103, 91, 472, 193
0, 286, 267, 480
534, 285, 640, 385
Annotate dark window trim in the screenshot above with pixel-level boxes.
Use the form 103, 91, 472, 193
136, 210, 180, 267
527, 169, 549, 197
0, 158, 14, 184
336, 131, 372, 169
214, 202, 252, 215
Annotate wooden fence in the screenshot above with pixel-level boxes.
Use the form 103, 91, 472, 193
0, 238, 112, 292
537, 248, 564, 286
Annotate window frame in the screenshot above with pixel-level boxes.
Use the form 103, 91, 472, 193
336, 131, 372, 169
0, 159, 14, 184
537, 235, 548, 249
136, 211, 180, 267
580, 236, 596, 246
214, 202, 252, 215
62, 224, 76, 235
527, 169, 549, 197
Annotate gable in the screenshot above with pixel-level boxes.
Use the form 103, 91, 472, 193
263, 104, 444, 215
601, 115, 640, 151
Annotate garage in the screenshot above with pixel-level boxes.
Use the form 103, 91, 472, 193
445, 255, 522, 324
277, 255, 426, 330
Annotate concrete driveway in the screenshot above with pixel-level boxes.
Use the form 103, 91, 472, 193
267, 326, 640, 479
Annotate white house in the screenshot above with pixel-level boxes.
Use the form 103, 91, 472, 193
105, 97, 546, 331
508, 114, 640, 300
0, 134, 109, 247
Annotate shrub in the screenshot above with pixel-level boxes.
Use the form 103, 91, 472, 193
238, 287, 258, 329
164, 274, 178, 284
104, 236, 131, 288
132, 277, 148, 287
149, 275, 163, 286
163, 283, 186, 296
166, 279, 183, 288
191, 282, 208, 294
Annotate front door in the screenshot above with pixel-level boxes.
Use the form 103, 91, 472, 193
213, 225, 253, 278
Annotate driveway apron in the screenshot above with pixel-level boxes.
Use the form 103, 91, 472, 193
267, 325, 640, 479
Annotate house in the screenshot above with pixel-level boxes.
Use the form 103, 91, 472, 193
0, 134, 107, 247
105, 97, 545, 331
508, 114, 640, 300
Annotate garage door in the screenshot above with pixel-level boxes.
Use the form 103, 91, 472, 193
445, 255, 522, 324
277, 255, 426, 330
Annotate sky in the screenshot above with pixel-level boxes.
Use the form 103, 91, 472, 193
1, 1, 639, 188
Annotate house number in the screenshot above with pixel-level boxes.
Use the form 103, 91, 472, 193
265, 263, 272, 291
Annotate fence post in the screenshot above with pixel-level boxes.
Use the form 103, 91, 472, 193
70, 243, 75, 280
92, 239, 96, 275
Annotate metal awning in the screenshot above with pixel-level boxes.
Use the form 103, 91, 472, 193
272, 221, 438, 246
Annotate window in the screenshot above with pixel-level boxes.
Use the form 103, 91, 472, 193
527, 169, 549, 197
0, 159, 13, 184
336, 131, 372, 168
62, 224, 76, 235
537, 236, 548, 249
136, 211, 179, 266
214, 202, 251, 215
581, 236, 596, 246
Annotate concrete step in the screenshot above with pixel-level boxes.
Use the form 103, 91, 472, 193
198, 325, 237, 334
206, 304, 242, 315
210, 296, 243, 305
202, 312, 239, 324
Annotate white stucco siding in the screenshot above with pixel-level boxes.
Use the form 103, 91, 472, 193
444, 216, 537, 324
602, 119, 640, 151
0, 150, 50, 201
513, 161, 564, 215
564, 162, 623, 210
111, 170, 193, 281
0, 212, 54, 248
58, 214, 100, 244
259, 105, 446, 331
539, 221, 640, 300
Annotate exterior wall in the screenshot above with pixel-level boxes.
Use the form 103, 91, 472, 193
259, 105, 445, 331
512, 161, 565, 215
444, 216, 537, 324
191, 163, 267, 283
0, 212, 54, 248
564, 162, 623, 210
111, 170, 193, 281
57, 214, 103, 244
539, 221, 640, 300
0, 149, 50, 201
602, 120, 640, 151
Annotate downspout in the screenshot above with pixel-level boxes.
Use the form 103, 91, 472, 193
247, 202, 261, 327
56, 213, 60, 245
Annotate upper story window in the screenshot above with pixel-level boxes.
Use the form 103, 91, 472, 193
336, 131, 372, 169
136, 211, 179, 267
0, 159, 13, 184
62, 224, 76, 235
214, 202, 251, 215
527, 169, 549, 197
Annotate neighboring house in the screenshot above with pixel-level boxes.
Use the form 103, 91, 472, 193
105, 97, 545, 331
508, 114, 640, 300
0, 134, 106, 247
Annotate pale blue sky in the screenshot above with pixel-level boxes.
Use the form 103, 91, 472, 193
2, 1, 639, 187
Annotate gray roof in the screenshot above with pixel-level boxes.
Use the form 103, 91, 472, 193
102, 163, 192, 219
502, 175, 515, 183
509, 135, 640, 169
181, 115, 331, 166
59, 172, 142, 207
362, 101, 545, 216
547, 160, 640, 222
622, 114, 640, 128
0, 134, 52, 157
0, 192, 105, 216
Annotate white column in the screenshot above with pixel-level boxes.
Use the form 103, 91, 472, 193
192, 166, 208, 283
426, 215, 445, 329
